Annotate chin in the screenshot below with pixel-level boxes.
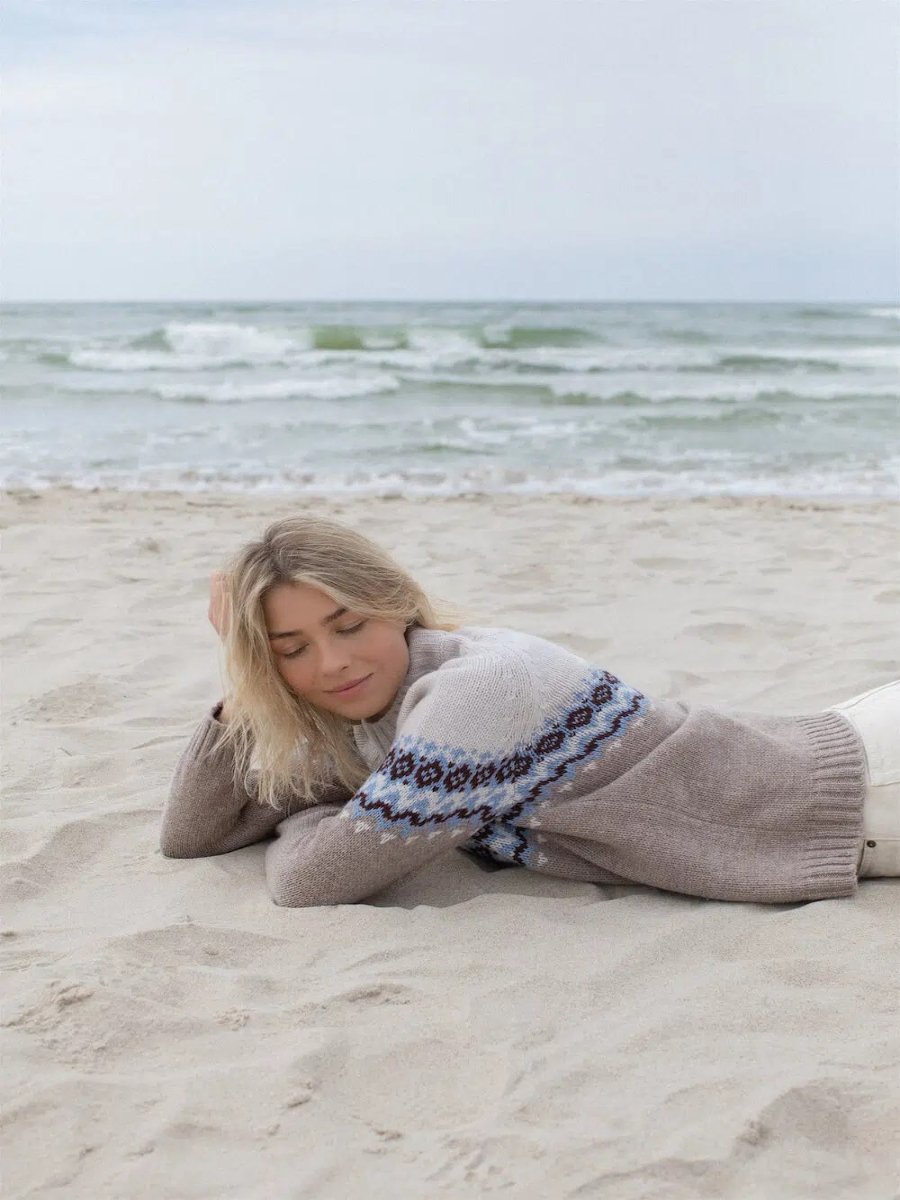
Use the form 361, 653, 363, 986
360, 687, 394, 722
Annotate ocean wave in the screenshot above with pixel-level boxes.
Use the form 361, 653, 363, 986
146, 321, 298, 359
677, 348, 895, 374
60, 323, 610, 373
836, 345, 900, 370
795, 306, 853, 319
655, 328, 715, 344
36, 351, 75, 367
37, 322, 888, 379
67, 350, 265, 372
45, 337, 900, 378
311, 326, 410, 351
477, 323, 597, 349
626, 405, 803, 430
698, 353, 843, 373
152, 374, 401, 403
310, 344, 719, 375
544, 378, 900, 405
307, 322, 599, 351
49, 370, 898, 410
67, 321, 302, 371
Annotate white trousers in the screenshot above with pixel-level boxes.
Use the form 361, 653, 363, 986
827, 679, 900, 878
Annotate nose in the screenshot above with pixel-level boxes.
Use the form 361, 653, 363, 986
315, 640, 356, 682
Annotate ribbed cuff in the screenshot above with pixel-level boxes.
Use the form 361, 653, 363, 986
795, 709, 868, 898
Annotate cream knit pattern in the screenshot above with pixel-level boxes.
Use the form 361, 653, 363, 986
160, 624, 868, 907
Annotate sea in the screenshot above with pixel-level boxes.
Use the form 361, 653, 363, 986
1, 300, 897, 499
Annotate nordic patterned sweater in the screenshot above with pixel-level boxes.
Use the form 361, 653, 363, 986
159, 623, 868, 907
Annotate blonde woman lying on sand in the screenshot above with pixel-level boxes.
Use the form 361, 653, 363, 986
160, 516, 900, 906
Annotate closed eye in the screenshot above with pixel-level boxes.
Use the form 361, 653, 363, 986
283, 621, 366, 659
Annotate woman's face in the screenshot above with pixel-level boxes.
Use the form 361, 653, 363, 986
262, 582, 410, 723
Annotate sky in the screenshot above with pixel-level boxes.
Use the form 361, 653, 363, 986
3, 0, 898, 303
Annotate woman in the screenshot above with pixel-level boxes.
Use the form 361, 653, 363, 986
160, 516, 900, 907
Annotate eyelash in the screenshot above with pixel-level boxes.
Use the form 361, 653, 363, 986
283, 621, 366, 659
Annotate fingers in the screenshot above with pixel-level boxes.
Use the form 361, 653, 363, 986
209, 571, 232, 639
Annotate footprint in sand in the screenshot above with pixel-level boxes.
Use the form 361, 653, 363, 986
632, 556, 698, 572
683, 621, 758, 645
658, 669, 709, 698
14, 677, 122, 725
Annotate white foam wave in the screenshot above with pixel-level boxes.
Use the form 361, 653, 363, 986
164, 321, 302, 358
153, 374, 400, 403
69, 321, 304, 371
59, 326, 866, 380
69, 349, 189, 371
407, 328, 481, 355
294, 343, 720, 376
835, 345, 900, 370
546, 375, 900, 403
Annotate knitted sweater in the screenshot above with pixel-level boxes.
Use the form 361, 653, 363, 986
160, 624, 868, 907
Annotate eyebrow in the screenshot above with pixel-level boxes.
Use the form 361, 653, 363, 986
268, 606, 349, 641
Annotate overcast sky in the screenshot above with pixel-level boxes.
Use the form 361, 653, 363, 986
3, 0, 897, 302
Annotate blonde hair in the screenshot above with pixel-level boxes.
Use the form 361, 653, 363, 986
213, 515, 474, 812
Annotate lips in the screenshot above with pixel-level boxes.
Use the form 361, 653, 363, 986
329, 674, 372, 695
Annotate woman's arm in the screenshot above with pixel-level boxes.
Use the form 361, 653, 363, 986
160, 702, 298, 858
160, 572, 303, 857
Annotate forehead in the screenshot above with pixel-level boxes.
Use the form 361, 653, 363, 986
262, 582, 340, 629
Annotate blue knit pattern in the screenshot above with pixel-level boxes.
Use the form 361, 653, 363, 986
461, 818, 544, 867
343, 667, 648, 865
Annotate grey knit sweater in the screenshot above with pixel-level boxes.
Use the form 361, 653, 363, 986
160, 624, 868, 907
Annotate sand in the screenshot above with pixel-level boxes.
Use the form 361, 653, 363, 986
3, 486, 899, 1199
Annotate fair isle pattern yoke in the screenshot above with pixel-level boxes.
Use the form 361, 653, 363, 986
339, 667, 649, 872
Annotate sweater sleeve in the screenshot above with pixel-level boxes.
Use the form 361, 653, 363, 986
264, 651, 538, 906
159, 702, 351, 858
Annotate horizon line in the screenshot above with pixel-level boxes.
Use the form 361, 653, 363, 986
0, 296, 894, 306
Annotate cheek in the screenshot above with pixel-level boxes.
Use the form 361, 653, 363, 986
274, 657, 301, 685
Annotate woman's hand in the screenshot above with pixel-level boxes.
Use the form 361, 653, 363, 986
208, 571, 232, 641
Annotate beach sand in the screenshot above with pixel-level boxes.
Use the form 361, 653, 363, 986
3, 486, 899, 1198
